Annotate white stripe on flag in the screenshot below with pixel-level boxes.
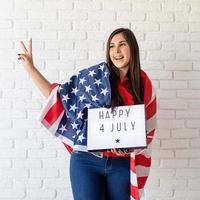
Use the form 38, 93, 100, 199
131, 171, 138, 186
57, 133, 74, 147
136, 165, 151, 177
131, 197, 136, 200
139, 189, 144, 199
135, 144, 152, 158
146, 114, 156, 133
146, 88, 156, 108
48, 110, 65, 135
37, 85, 60, 121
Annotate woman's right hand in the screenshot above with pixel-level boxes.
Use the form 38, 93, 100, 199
18, 38, 34, 71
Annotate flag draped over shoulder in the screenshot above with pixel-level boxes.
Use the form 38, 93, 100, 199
130, 70, 157, 200
38, 62, 111, 152
37, 62, 156, 200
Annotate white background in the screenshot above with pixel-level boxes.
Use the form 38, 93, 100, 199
0, 0, 200, 199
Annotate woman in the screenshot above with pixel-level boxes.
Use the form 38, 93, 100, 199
18, 28, 156, 200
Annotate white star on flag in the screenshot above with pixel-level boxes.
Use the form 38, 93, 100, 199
77, 111, 84, 119
84, 103, 91, 108
79, 77, 86, 84
69, 104, 77, 112
59, 124, 67, 133
99, 64, 105, 71
76, 129, 81, 135
94, 79, 102, 86
101, 88, 109, 95
62, 94, 70, 102
85, 85, 92, 93
71, 87, 79, 95
77, 133, 86, 143
59, 86, 64, 91
71, 122, 78, 129
79, 94, 86, 102
91, 94, 99, 102
104, 71, 108, 77
88, 70, 96, 77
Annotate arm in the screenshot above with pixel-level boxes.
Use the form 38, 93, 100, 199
18, 39, 51, 98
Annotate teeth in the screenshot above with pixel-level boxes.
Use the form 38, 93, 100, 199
114, 57, 123, 60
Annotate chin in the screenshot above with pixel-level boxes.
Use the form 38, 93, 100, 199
114, 64, 126, 69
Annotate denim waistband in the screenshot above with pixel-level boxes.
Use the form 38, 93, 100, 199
73, 150, 130, 158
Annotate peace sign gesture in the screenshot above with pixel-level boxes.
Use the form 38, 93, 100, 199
18, 38, 51, 97
18, 38, 34, 70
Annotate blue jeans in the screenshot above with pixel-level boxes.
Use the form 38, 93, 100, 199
70, 151, 130, 200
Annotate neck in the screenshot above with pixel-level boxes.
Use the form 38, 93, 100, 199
119, 68, 128, 81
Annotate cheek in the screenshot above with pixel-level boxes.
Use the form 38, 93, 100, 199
125, 49, 131, 61
109, 51, 114, 60
127, 53, 131, 61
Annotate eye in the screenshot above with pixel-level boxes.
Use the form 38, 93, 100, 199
120, 43, 126, 46
109, 45, 114, 49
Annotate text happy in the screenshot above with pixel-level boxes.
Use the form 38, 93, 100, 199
99, 108, 131, 120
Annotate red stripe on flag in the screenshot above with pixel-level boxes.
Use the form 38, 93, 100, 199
137, 176, 148, 189
141, 71, 153, 106
130, 157, 136, 173
130, 184, 140, 200
44, 93, 64, 125
147, 130, 155, 145
146, 97, 157, 120
135, 154, 151, 167
50, 83, 60, 91
63, 143, 73, 154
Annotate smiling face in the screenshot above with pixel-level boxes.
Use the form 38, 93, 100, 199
106, 28, 143, 105
109, 33, 131, 79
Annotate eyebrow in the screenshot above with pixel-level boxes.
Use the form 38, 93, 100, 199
110, 40, 127, 44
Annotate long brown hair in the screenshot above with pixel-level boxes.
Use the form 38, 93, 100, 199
106, 28, 144, 106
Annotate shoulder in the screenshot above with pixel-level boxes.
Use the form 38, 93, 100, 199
140, 69, 147, 78
140, 69, 154, 94
140, 69, 151, 82
80, 62, 109, 74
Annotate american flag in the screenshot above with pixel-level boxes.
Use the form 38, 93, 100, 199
37, 62, 157, 200
38, 62, 111, 151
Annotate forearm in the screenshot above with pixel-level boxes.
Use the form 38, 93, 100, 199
19, 39, 52, 98
28, 66, 51, 98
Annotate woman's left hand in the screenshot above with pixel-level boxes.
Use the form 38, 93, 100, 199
110, 148, 130, 156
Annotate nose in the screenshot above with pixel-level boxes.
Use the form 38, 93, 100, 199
114, 45, 120, 53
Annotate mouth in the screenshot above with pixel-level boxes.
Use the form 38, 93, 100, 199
114, 56, 124, 61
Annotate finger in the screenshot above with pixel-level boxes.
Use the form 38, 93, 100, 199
110, 148, 116, 153
116, 149, 128, 155
28, 38, 32, 53
18, 54, 27, 61
120, 149, 130, 155
18, 54, 24, 61
18, 56, 25, 61
20, 41, 28, 53
110, 149, 115, 154
116, 150, 124, 155
111, 149, 121, 155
